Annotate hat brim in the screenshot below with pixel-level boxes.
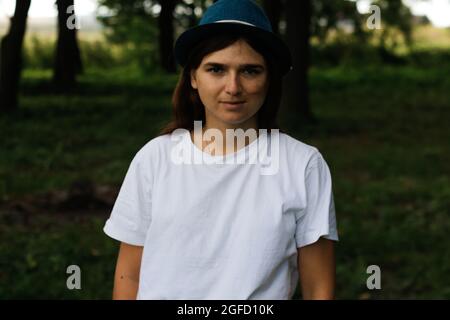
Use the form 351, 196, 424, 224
174, 23, 293, 75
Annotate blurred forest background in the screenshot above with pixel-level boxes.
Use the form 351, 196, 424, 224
0, 0, 449, 299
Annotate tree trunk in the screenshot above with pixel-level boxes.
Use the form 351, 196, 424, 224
280, 0, 315, 130
186, 2, 197, 29
262, 0, 282, 35
53, 0, 83, 92
0, 0, 31, 112
158, 0, 177, 73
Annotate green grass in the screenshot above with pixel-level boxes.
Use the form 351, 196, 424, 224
0, 214, 118, 299
302, 66, 450, 299
0, 64, 449, 299
0, 68, 178, 200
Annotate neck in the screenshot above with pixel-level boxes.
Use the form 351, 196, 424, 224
191, 119, 259, 155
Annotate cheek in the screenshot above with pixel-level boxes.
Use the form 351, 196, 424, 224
197, 82, 220, 106
247, 81, 269, 100
199, 77, 220, 93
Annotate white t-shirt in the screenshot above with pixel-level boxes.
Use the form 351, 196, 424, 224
103, 129, 339, 300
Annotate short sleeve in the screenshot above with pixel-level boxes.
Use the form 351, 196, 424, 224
103, 149, 153, 246
295, 151, 339, 248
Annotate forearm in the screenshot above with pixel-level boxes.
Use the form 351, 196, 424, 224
298, 237, 336, 300
300, 265, 335, 300
112, 242, 143, 300
301, 282, 335, 300
113, 273, 140, 300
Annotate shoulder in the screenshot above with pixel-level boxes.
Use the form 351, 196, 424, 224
278, 132, 323, 168
132, 129, 191, 165
124, 133, 171, 171
136, 132, 179, 157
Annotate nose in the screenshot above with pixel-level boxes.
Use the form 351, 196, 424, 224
224, 72, 242, 96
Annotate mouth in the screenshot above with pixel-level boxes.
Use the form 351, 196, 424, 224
220, 101, 246, 110
221, 101, 246, 104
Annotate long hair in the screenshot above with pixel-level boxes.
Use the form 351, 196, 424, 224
159, 32, 285, 136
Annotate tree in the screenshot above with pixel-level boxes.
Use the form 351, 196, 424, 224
280, 0, 315, 128
97, 0, 159, 70
372, 0, 414, 49
157, 0, 179, 73
0, 0, 31, 112
53, 0, 83, 91
262, 0, 283, 35
310, 0, 366, 44
99, 0, 192, 73
98, 0, 214, 73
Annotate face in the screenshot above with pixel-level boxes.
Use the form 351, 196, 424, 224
190, 39, 269, 131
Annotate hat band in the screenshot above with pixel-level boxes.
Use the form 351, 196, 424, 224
214, 19, 256, 27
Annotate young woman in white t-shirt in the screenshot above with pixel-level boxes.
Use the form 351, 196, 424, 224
104, 0, 338, 300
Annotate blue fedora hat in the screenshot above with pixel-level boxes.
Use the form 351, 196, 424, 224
174, 0, 293, 75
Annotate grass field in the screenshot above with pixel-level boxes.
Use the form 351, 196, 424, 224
0, 61, 449, 299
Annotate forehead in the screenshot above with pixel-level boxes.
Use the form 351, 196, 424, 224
201, 39, 266, 66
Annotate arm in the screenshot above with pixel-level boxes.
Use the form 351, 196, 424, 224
112, 242, 144, 300
297, 237, 336, 300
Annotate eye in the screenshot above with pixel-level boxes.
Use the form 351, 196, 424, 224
207, 66, 223, 74
243, 68, 261, 75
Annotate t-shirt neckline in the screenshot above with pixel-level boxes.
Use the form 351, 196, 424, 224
183, 129, 268, 165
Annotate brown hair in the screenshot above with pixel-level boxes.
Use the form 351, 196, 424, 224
159, 32, 284, 136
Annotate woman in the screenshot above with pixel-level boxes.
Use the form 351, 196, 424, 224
104, 0, 339, 300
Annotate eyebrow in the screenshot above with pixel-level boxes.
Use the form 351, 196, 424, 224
203, 62, 265, 69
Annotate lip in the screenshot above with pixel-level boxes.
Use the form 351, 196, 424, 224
221, 101, 246, 104
220, 101, 246, 110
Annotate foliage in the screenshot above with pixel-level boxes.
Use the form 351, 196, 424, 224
310, 0, 414, 51
372, 0, 414, 50
95, 0, 214, 71
96, 0, 160, 71
1, 63, 449, 298
311, 0, 368, 43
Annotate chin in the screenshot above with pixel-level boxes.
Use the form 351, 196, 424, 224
221, 115, 250, 126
